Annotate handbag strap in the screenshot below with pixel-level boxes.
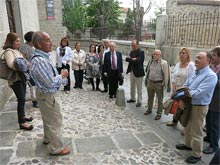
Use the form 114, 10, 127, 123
1, 48, 16, 59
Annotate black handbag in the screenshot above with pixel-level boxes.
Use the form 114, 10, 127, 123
0, 50, 16, 80
118, 74, 124, 86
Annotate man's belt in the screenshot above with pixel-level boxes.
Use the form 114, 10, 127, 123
148, 79, 163, 83
191, 104, 208, 106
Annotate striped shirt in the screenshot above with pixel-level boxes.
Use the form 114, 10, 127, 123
30, 49, 67, 93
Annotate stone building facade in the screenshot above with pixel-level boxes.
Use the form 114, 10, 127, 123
166, 0, 220, 15
0, 0, 66, 109
156, 0, 220, 65
37, 0, 66, 48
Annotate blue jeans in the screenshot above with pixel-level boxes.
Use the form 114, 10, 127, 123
206, 110, 220, 150
10, 81, 26, 124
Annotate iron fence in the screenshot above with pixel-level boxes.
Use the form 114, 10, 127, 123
165, 10, 220, 48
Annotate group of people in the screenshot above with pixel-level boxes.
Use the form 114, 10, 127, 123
55, 38, 123, 99
126, 43, 219, 164
1, 31, 219, 163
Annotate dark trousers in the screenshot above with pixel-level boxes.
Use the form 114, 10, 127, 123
108, 70, 119, 97
57, 64, 71, 91
102, 65, 108, 91
206, 110, 220, 149
74, 70, 84, 88
89, 78, 100, 90
209, 148, 220, 165
10, 81, 26, 124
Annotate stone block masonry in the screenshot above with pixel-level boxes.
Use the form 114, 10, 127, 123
37, 0, 66, 48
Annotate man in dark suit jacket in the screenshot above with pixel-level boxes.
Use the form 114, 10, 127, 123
126, 40, 145, 107
203, 46, 220, 155
103, 41, 123, 98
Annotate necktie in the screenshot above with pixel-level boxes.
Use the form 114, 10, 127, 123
111, 52, 116, 70
195, 70, 199, 75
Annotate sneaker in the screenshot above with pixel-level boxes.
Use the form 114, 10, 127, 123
185, 156, 201, 164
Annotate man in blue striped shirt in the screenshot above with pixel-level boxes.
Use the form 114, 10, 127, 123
176, 51, 217, 164
30, 31, 70, 156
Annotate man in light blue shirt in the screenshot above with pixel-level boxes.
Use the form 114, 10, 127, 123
176, 51, 217, 164
30, 31, 70, 156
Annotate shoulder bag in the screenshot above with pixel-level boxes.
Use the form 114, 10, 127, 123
0, 50, 16, 80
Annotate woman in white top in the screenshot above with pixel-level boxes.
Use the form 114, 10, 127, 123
167, 47, 196, 131
56, 37, 73, 94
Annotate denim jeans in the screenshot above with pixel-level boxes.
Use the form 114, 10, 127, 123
10, 80, 26, 124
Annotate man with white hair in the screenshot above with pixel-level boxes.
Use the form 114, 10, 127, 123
144, 49, 171, 120
103, 42, 123, 98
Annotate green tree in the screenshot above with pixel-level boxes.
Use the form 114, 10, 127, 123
121, 8, 135, 39
62, 0, 86, 35
85, 0, 121, 36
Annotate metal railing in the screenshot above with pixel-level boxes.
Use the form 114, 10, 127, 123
165, 10, 220, 48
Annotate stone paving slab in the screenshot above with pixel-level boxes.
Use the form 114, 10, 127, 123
75, 136, 117, 153
0, 112, 18, 130
0, 149, 13, 165
16, 141, 36, 157
113, 132, 142, 149
135, 131, 163, 145
1, 101, 17, 112
0, 132, 16, 146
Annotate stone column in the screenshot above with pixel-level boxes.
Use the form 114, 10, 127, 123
155, 14, 168, 49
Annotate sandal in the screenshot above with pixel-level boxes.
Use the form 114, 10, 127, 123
166, 121, 177, 126
24, 116, 33, 122
20, 123, 34, 130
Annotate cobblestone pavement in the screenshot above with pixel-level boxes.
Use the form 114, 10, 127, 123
0, 54, 214, 165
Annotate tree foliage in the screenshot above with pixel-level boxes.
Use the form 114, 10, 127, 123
120, 8, 135, 39
62, 0, 86, 34
85, 0, 121, 29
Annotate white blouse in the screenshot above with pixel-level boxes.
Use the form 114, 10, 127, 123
56, 46, 73, 68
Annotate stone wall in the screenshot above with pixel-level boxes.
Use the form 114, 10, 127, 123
0, 0, 40, 109
166, 0, 220, 15
0, 0, 12, 109
69, 39, 156, 64
37, 0, 67, 48
165, 0, 220, 49
159, 0, 220, 64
